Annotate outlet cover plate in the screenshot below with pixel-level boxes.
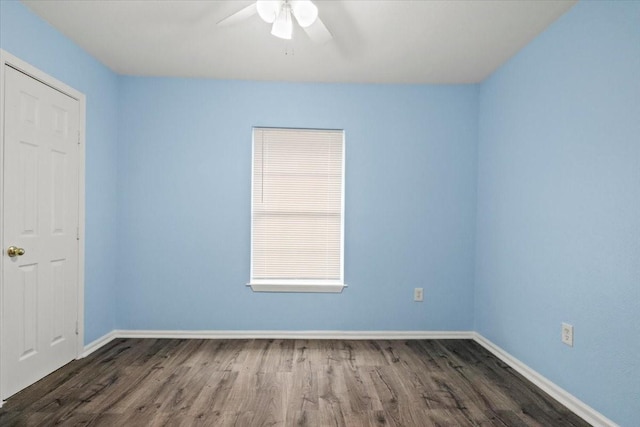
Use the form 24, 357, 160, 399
414, 288, 423, 302
562, 323, 574, 347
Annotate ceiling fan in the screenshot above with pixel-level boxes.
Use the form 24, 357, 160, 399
217, 0, 333, 43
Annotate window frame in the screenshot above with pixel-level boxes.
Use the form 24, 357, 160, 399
248, 127, 346, 293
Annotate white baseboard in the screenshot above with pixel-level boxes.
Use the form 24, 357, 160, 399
80, 330, 118, 358
114, 329, 474, 340
472, 333, 617, 427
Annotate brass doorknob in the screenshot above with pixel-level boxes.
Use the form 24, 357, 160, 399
7, 246, 25, 257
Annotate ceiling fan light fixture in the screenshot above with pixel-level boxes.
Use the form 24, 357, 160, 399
270, 4, 293, 39
291, 0, 318, 28
257, 0, 281, 24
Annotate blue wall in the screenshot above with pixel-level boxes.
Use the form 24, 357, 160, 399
475, 2, 640, 425
0, 1, 119, 343
116, 78, 478, 331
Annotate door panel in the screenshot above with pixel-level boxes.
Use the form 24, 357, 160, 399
2, 65, 80, 400
18, 263, 38, 360
18, 140, 39, 234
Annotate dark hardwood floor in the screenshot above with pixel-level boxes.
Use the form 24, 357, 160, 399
0, 338, 589, 426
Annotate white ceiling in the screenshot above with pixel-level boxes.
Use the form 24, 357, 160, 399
22, 0, 577, 84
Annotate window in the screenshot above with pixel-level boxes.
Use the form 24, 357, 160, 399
249, 127, 345, 293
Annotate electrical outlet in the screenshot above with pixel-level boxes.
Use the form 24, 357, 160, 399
414, 288, 424, 302
561, 323, 574, 347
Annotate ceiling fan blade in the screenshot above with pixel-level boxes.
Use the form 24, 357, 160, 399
217, 3, 257, 26
303, 16, 333, 44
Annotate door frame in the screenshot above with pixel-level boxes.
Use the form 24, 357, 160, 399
0, 49, 86, 403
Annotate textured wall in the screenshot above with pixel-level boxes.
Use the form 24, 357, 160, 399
475, 2, 640, 425
116, 78, 479, 332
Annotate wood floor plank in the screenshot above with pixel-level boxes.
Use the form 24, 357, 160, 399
189, 371, 239, 416
317, 365, 349, 426
286, 409, 319, 427
342, 367, 384, 413
287, 365, 319, 413
0, 339, 591, 426
201, 339, 250, 372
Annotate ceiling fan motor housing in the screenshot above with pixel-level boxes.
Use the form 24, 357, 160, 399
258, 0, 319, 39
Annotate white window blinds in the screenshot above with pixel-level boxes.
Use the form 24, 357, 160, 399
251, 128, 344, 288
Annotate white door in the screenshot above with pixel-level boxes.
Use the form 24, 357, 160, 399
1, 65, 80, 400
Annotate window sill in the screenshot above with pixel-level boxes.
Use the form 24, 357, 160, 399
247, 283, 347, 293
